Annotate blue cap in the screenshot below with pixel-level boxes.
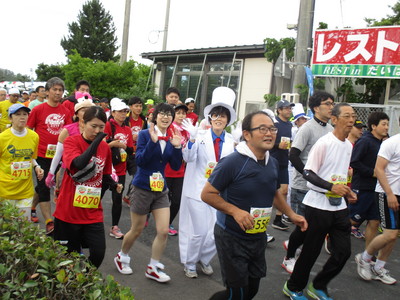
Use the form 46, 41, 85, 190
8, 103, 31, 117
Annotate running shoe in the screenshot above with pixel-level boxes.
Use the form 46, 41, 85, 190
371, 267, 397, 285
266, 234, 275, 243
283, 281, 308, 300
272, 219, 289, 231
355, 253, 372, 281
122, 195, 130, 206
184, 267, 198, 278
283, 240, 289, 250
307, 282, 332, 300
114, 253, 133, 275
110, 226, 124, 239
168, 225, 178, 236
351, 227, 365, 239
324, 235, 332, 255
282, 257, 296, 274
200, 261, 214, 275
145, 263, 171, 283
282, 215, 293, 224
45, 220, 54, 235
31, 209, 39, 223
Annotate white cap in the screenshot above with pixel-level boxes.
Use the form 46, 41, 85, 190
292, 103, 310, 123
185, 97, 195, 104
110, 98, 129, 111
262, 108, 278, 123
8, 88, 20, 95
203, 87, 237, 126
22, 91, 29, 94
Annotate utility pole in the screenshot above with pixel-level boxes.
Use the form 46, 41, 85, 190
162, 0, 171, 51
120, 0, 132, 64
292, 0, 315, 95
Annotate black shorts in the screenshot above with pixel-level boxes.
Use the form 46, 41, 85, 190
35, 156, 52, 202
214, 224, 267, 288
349, 190, 379, 223
376, 192, 400, 230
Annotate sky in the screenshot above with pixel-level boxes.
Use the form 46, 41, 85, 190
1, 0, 398, 77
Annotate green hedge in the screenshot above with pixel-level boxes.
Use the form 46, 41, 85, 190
0, 201, 134, 299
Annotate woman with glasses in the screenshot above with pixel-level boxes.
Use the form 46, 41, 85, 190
114, 103, 183, 283
179, 87, 237, 279
0, 88, 21, 133
104, 98, 134, 239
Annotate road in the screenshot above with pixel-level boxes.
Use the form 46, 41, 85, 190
42, 176, 400, 300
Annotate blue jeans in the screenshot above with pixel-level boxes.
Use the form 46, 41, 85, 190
290, 188, 308, 216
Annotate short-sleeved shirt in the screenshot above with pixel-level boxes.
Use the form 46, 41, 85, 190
375, 134, 400, 195
104, 119, 134, 176
208, 150, 279, 240
291, 118, 333, 190
0, 128, 39, 199
53, 135, 112, 224
270, 116, 292, 167
27, 102, 72, 158
28, 99, 47, 110
0, 100, 15, 132
303, 132, 352, 211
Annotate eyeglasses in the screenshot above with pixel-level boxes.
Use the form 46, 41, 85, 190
208, 114, 226, 121
10, 94, 20, 97
117, 110, 129, 113
320, 101, 335, 107
249, 126, 278, 134
338, 114, 357, 120
159, 112, 173, 118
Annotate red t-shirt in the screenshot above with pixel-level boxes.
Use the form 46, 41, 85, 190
62, 100, 76, 117
164, 122, 189, 178
53, 135, 112, 224
27, 102, 72, 158
186, 112, 198, 125
128, 115, 145, 150
104, 119, 134, 175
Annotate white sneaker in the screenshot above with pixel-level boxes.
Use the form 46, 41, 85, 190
200, 262, 214, 275
355, 253, 372, 281
282, 257, 297, 274
145, 263, 171, 282
114, 253, 133, 275
184, 267, 198, 278
371, 267, 397, 285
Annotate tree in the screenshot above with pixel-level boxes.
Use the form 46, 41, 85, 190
60, 0, 118, 62
35, 63, 65, 81
264, 37, 295, 63
62, 51, 158, 100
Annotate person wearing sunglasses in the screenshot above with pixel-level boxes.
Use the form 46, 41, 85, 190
179, 87, 237, 279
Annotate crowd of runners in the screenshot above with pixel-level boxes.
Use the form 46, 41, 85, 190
0, 79, 399, 300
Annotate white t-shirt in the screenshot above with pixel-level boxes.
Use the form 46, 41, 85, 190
375, 134, 400, 195
303, 132, 352, 211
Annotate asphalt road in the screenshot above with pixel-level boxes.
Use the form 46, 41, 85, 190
40, 176, 400, 300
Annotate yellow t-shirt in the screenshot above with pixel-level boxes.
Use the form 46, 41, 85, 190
0, 100, 14, 133
0, 128, 39, 199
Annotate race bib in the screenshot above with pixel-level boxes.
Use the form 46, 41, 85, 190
325, 174, 347, 198
246, 207, 272, 234
150, 172, 164, 192
45, 144, 57, 158
73, 185, 101, 209
205, 161, 217, 178
120, 149, 127, 163
11, 161, 32, 180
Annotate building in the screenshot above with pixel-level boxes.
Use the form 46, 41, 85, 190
141, 44, 280, 120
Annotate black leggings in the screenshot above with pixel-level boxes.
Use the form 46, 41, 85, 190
54, 218, 106, 268
209, 277, 261, 300
111, 174, 125, 226
165, 177, 183, 225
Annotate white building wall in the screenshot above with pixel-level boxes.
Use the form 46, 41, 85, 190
237, 57, 273, 120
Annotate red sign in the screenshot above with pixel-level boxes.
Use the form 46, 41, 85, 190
312, 26, 400, 65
